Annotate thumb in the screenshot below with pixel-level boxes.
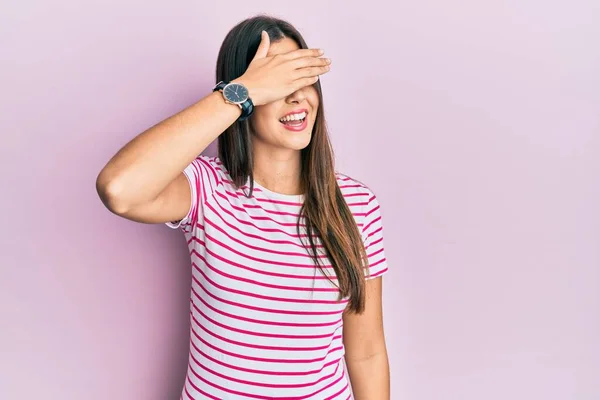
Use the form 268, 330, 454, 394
252, 31, 270, 60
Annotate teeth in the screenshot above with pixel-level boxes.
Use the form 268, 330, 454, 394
279, 111, 307, 122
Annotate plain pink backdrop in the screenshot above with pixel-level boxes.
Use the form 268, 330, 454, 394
1, 1, 599, 399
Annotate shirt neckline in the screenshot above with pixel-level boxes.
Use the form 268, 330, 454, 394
215, 156, 305, 202
249, 178, 305, 202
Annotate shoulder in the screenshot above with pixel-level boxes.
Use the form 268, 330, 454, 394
196, 154, 221, 170
335, 172, 378, 212
191, 154, 229, 184
336, 173, 386, 247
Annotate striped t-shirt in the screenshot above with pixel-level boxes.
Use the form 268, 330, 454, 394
167, 155, 388, 400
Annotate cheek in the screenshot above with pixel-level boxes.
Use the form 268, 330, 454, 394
256, 104, 281, 123
250, 107, 279, 134
306, 89, 320, 115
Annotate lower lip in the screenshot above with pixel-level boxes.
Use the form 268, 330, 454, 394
280, 117, 308, 132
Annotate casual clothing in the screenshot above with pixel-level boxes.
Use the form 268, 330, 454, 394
167, 155, 388, 400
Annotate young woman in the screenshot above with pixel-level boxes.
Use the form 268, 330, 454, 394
97, 15, 390, 400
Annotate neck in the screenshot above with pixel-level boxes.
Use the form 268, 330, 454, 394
251, 141, 303, 196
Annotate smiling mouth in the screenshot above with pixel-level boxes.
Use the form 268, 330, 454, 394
279, 111, 308, 126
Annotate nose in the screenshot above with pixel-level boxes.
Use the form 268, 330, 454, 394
285, 87, 308, 104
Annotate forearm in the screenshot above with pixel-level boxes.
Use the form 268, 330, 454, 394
346, 351, 390, 400
96, 91, 240, 210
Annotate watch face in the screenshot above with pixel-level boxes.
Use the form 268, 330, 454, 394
223, 83, 249, 104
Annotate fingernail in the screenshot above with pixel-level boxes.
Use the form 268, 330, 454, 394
318, 49, 324, 55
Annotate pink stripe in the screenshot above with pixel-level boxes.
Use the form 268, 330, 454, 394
201, 234, 336, 273
191, 287, 341, 331
208, 198, 313, 239
187, 365, 272, 400
194, 276, 342, 316
199, 160, 213, 202
191, 162, 207, 205
365, 236, 383, 250
365, 226, 383, 241
230, 182, 367, 215
367, 247, 384, 259
368, 257, 387, 269
365, 202, 379, 217
324, 374, 350, 399
295, 367, 347, 400
204, 215, 330, 259
199, 203, 325, 249
343, 192, 369, 198
198, 156, 221, 187
223, 189, 305, 218
254, 196, 304, 207
185, 375, 220, 400
187, 166, 200, 225
339, 183, 363, 189
189, 361, 346, 399
192, 262, 347, 306
191, 289, 342, 339
192, 307, 342, 351
217, 179, 304, 205
221, 178, 259, 190
346, 200, 370, 207
190, 354, 340, 389
363, 214, 382, 233
219, 190, 303, 226
336, 175, 353, 182
190, 321, 345, 363
367, 267, 388, 279
191, 255, 340, 293
191, 283, 343, 327
300, 367, 347, 400
190, 339, 340, 376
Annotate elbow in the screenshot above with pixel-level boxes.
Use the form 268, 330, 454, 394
96, 170, 131, 215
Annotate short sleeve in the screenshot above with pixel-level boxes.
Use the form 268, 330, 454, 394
361, 191, 389, 279
165, 155, 221, 233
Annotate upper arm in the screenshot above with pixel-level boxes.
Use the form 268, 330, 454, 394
343, 276, 387, 361
343, 187, 390, 358
115, 172, 192, 225
113, 155, 221, 230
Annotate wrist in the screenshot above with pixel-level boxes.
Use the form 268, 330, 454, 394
211, 91, 243, 117
232, 77, 262, 106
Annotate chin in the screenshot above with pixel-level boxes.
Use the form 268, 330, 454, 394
276, 135, 310, 151
286, 140, 311, 151
279, 125, 314, 150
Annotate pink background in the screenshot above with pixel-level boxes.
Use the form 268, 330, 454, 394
1, 1, 599, 399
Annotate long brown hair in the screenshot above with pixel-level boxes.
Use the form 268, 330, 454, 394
216, 15, 369, 313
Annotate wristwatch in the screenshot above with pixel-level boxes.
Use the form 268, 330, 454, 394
213, 81, 254, 121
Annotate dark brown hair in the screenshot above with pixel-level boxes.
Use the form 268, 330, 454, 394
216, 15, 369, 313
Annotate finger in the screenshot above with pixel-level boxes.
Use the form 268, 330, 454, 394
293, 76, 320, 90
252, 31, 271, 60
293, 56, 331, 69
294, 65, 331, 79
283, 48, 324, 60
